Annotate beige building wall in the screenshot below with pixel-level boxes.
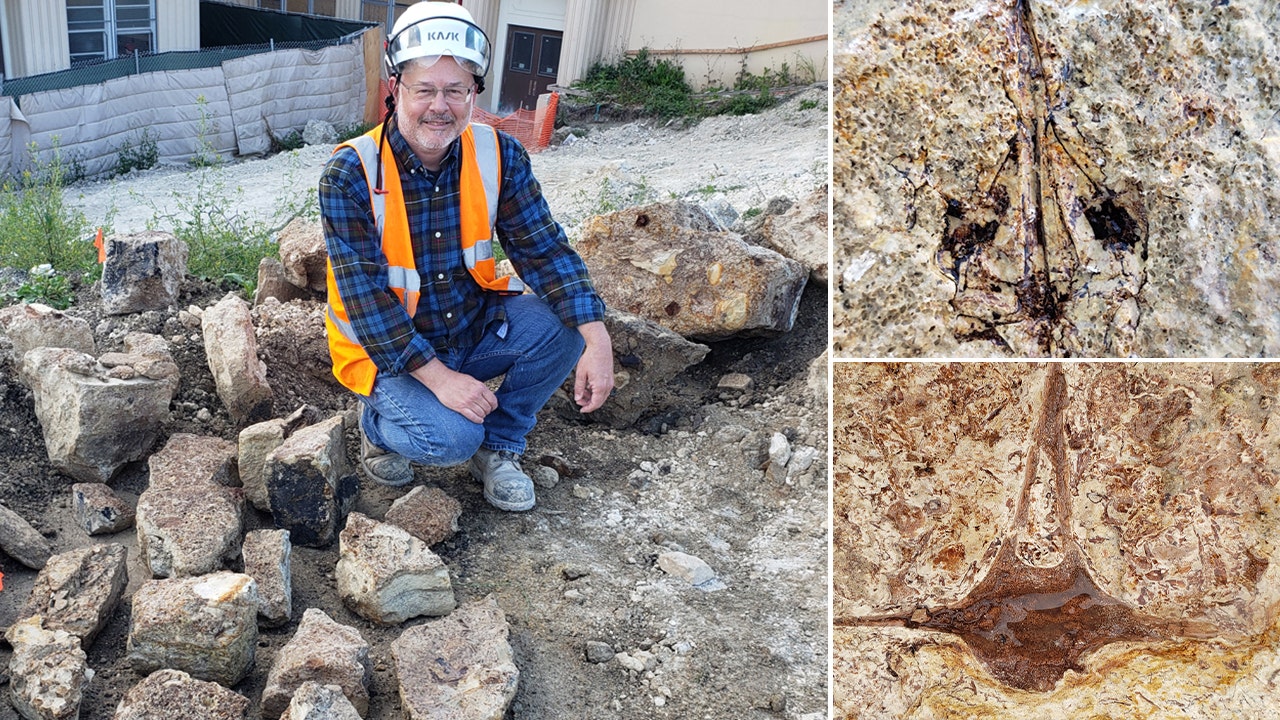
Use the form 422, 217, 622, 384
2, 0, 71, 77
157, 0, 200, 52
625, 0, 826, 88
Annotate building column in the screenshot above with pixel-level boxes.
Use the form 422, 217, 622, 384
557, 0, 599, 88
157, 0, 200, 52
6, 0, 70, 77
334, 0, 361, 21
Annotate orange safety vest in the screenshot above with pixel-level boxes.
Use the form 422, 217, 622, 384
325, 122, 526, 395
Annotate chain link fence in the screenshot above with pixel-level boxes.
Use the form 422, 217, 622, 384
2, 35, 365, 101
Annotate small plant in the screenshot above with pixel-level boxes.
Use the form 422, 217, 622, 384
0, 139, 97, 274
798, 99, 819, 111
189, 95, 222, 168
115, 129, 159, 175
572, 175, 654, 218
336, 121, 377, 142
271, 129, 305, 153
143, 161, 316, 297
7, 264, 75, 309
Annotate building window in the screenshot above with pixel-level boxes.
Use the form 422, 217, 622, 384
257, 0, 339, 15
361, 0, 414, 30
67, 0, 156, 65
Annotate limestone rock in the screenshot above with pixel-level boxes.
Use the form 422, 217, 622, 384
832, 362, 1280, 711
202, 293, 273, 424
832, 0, 1280, 358
336, 512, 455, 625
71, 483, 135, 535
266, 415, 358, 548
252, 298, 335, 388
390, 595, 518, 720
137, 437, 244, 578
20, 346, 171, 482
0, 303, 95, 361
549, 308, 710, 428
127, 572, 259, 686
0, 501, 52, 569
113, 668, 250, 720
280, 681, 363, 720
657, 551, 717, 586
746, 184, 829, 284
577, 200, 809, 340
100, 231, 188, 315
146, 433, 239, 491
384, 486, 463, 547
4, 617, 93, 720
303, 119, 338, 147
18, 543, 128, 647
277, 217, 328, 292
242, 529, 292, 627
254, 257, 311, 306
122, 332, 181, 395
238, 406, 321, 513
260, 608, 371, 719
238, 418, 287, 512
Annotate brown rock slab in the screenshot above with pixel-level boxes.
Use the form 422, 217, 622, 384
390, 595, 518, 720
260, 608, 371, 719
384, 486, 463, 547
127, 572, 259, 686
0, 302, 95, 361
113, 668, 250, 720
18, 543, 128, 647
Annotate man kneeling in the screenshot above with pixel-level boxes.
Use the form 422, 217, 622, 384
320, 2, 613, 510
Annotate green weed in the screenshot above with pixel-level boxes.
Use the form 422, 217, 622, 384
115, 129, 159, 176
0, 140, 97, 276
189, 95, 222, 168
143, 163, 314, 296
5, 264, 75, 309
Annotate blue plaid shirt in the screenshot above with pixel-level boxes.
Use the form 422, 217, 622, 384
320, 120, 606, 376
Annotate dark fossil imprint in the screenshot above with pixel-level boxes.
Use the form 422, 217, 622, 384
935, 0, 1148, 357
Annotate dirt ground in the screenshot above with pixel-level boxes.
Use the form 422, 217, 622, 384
0, 87, 829, 719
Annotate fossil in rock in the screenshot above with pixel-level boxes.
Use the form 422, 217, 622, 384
935, 0, 1147, 357
833, 362, 1279, 691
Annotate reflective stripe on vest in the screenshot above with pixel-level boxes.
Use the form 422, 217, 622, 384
324, 122, 519, 396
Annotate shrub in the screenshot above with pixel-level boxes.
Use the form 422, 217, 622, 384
116, 129, 160, 176
0, 140, 97, 275
577, 49, 698, 119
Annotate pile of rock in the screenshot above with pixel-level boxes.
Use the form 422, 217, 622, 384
0, 229, 519, 719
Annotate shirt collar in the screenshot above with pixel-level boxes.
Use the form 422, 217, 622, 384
386, 118, 464, 176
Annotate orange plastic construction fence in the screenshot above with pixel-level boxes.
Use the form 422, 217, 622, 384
472, 92, 559, 153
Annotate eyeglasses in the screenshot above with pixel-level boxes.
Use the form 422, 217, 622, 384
401, 84, 475, 105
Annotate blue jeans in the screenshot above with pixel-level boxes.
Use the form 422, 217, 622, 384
359, 294, 584, 465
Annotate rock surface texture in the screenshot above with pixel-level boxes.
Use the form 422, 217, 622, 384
833, 0, 1280, 357
577, 201, 808, 341
831, 362, 1280, 719
390, 595, 519, 720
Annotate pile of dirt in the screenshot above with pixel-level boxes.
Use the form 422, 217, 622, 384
0, 89, 828, 720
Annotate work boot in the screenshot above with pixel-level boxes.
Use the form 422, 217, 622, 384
358, 415, 414, 487
469, 447, 535, 512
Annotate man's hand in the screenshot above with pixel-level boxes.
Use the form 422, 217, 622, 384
411, 358, 497, 424
574, 321, 615, 413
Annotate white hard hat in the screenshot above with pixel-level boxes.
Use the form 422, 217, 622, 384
385, 2, 491, 79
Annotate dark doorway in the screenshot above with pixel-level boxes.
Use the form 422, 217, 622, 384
499, 24, 562, 111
